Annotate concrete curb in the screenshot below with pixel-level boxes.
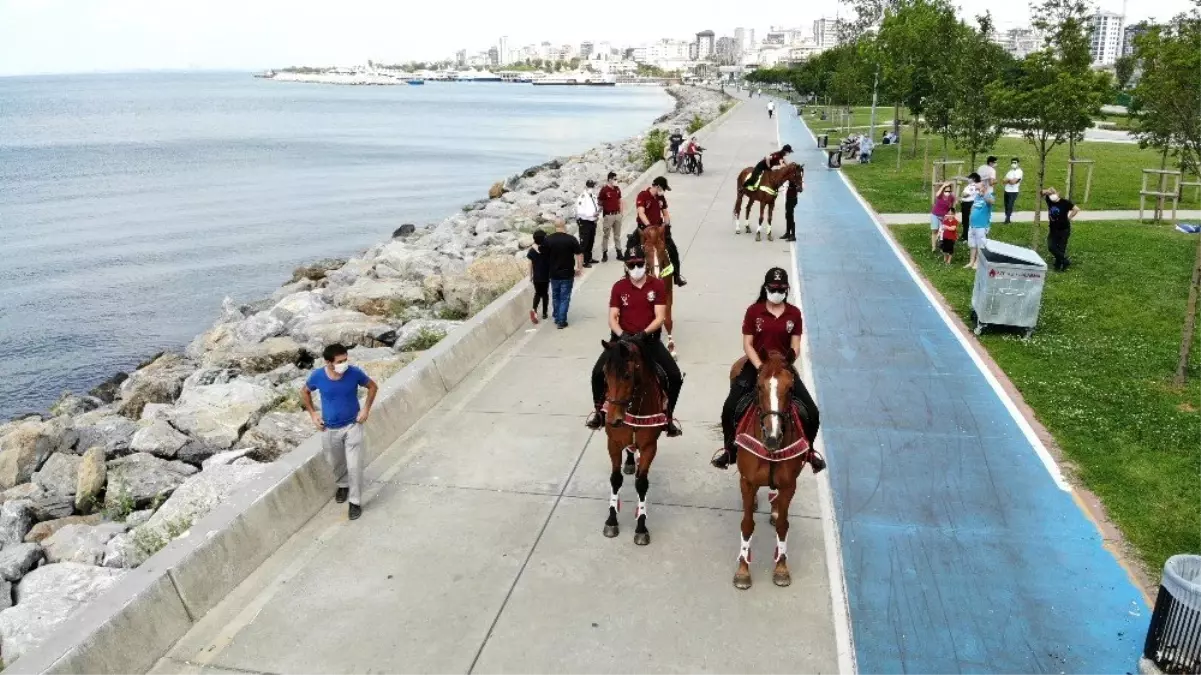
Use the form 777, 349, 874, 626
7, 89, 735, 675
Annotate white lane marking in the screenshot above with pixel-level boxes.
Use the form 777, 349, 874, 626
781, 102, 858, 675
797, 113, 1070, 492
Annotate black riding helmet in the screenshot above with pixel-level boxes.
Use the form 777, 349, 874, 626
764, 267, 789, 291
625, 245, 647, 265
781, 144, 793, 154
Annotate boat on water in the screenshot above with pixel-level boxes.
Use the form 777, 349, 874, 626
457, 70, 503, 82
407, 78, 425, 85
532, 72, 617, 86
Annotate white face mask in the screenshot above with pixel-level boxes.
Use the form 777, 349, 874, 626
767, 291, 787, 304
1048, 194, 1060, 202
628, 266, 647, 281
332, 362, 350, 374
1011, 163, 1019, 169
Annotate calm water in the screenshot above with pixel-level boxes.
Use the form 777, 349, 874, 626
0, 72, 671, 419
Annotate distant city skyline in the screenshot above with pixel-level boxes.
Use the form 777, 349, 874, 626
0, 0, 1194, 76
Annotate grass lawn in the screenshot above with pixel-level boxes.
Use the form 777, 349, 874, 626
891, 219, 1201, 577
803, 106, 898, 135
834, 135, 1201, 214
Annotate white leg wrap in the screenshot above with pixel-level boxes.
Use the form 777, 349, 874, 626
738, 535, 752, 563
609, 492, 620, 512
636, 501, 647, 519
774, 534, 787, 562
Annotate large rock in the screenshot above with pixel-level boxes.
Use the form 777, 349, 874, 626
74, 447, 107, 514
290, 257, 346, 282
291, 309, 396, 351
0, 500, 35, 547
206, 336, 304, 374
117, 353, 195, 418
0, 563, 125, 663
175, 439, 221, 467
232, 311, 285, 344
43, 522, 128, 565
49, 393, 102, 417
107, 463, 269, 568
88, 372, 129, 403
0, 543, 42, 582
166, 381, 279, 450
441, 256, 526, 316
129, 420, 189, 459
74, 415, 139, 456
373, 243, 445, 281
269, 291, 329, 327
333, 278, 426, 316
10, 484, 76, 522
24, 514, 103, 544
239, 412, 313, 462
0, 418, 78, 490
105, 453, 197, 510
181, 367, 239, 391
31, 452, 81, 497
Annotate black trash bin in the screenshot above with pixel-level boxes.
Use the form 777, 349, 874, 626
1142, 555, 1201, 674
817, 134, 829, 149
826, 149, 842, 169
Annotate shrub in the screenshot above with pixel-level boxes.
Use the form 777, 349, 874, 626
103, 485, 136, 522
437, 306, 469, 321
686, 115, 707, 134
719, 101, 735, 115
403, 327, 447, 352
131, 516, 194, 559
643, 129, 669, 169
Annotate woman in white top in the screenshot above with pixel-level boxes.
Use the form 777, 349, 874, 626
958, 176, 978, 242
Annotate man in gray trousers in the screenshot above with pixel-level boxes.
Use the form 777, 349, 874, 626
301, 343, 378, 520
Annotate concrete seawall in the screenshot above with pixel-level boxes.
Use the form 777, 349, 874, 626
6, 99, 738, 675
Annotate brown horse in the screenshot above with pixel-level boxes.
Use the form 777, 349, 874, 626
639, 224, 677, 359
729, 351, 819, 589
733, 162, 803, 242
599, 336, 666, 545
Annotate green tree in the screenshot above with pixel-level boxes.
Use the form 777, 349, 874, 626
992, 0, 1108, 245
947, 13, 1011, 165
1129, 4, 1201, 385
1113, 54, 1136, 91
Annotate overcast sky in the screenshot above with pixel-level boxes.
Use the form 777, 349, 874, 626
0, 0, 1193, 76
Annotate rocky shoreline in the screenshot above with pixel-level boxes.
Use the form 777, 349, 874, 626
0, 85, 730, 665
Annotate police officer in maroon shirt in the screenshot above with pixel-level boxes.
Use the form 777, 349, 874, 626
711, 267, 820, 469
586, 245, 684, 437
632, 176, 687, 287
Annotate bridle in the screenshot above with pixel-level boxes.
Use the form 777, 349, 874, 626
605, 339, 650, 416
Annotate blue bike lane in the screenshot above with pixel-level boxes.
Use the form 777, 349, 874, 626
777, 103, 1147, 673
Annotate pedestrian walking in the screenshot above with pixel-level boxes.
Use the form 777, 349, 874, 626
783, 179, 799, 241
1003, 158, 1023, 223
301, 344, 378, 521
575, 179, 600, 267
767, 100, 775, 118
959, 173, 979, 242
1042, 187, 1079, 271
543, 219, 584, 328
931, 182, 956, 252
598, 171, 624, 263
966, 179, 995, 270
527, 229, 550, 324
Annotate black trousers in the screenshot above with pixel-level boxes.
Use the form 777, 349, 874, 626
720, 361, 820, 453
532, 281, 549, 315
785, 198, 797, 238
1048, 226, 1071, 270
591, 333, 683, 416
578, 219, 597, 262
1004, 192, 1019, 222
959, 201, 973, 241
745, 159, 770, 189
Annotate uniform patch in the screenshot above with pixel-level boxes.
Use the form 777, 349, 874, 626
786, 320, 795, 333
647, 290, 656, 302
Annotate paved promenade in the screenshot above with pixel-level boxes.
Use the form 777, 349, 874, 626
151, 95, 845, 674
780, 101, 1147, 673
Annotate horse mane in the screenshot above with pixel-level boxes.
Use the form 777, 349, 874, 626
762, 162, 801, 189
605, 339, 633, 377
759, 350, 791, 379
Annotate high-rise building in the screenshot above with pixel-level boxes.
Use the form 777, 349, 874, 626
695, 30, 715, 59
734, 27, 755, 55
497, 36, 509, 66
580, 41, 594, 59
1090, 11, 1124, 66
765, 26, 787, 45
997, 27, 1044, 58
1123, 21, 1149, 56
813, 18, 843, 50
715, 36, 738, 64
487, 46, 499, 67
455, 49, 467, 67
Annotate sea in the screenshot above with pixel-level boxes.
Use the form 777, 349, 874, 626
0, 72, 673, 420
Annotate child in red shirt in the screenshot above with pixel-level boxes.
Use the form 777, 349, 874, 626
939, 213, 958, 264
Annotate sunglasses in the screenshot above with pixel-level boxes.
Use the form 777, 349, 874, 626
626, 261, 646, 269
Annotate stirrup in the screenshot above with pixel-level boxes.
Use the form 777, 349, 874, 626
808, 450, 827, 474
675, 274, 688, 287
711, 448, 732, 469
585, 410, 604, 430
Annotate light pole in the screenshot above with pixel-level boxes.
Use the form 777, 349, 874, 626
868, 63, 880, 139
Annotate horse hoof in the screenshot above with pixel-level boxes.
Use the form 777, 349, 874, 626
744, 225, 751, 233
622, 462, 635, 476
734, 573, 752, 590
603, 524, 620, 538
634, 531, 651, 546
773, 570, 792, 587
755, 232, 762, 242
767, 233, 774, 241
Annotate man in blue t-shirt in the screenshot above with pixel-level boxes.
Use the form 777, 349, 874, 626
301, 343, 378, 520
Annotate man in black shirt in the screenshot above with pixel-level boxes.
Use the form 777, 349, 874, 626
542, 219, 584, 328
783, 179, 800, 241
1041, 187, 1079, 271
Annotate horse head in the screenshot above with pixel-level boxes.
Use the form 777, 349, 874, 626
756, 351, 795, 452
639, 225, 669, 279
599, 336, 646, 427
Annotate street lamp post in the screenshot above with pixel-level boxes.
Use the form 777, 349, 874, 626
868, 63, 880, 140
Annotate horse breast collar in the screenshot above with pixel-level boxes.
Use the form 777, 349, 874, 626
734, 404, 811, 462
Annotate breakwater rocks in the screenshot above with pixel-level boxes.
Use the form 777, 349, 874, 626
0, 85, 730, 665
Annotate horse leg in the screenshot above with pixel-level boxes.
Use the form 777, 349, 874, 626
743, 200, 753, 233
664, 291, 676, 359
734, 475, 756, 589
767, 202, 775, 241
755, 203, 764, 242
734, 191, 744, 234
604, 439, 623, 538
771, 478, 797, 587
633, 439, 657, 546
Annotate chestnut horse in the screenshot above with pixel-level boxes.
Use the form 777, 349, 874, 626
733, 162, 803, 242
729, 350, 821, 589
599, 336, 666, 545
639, 224, 677, 359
